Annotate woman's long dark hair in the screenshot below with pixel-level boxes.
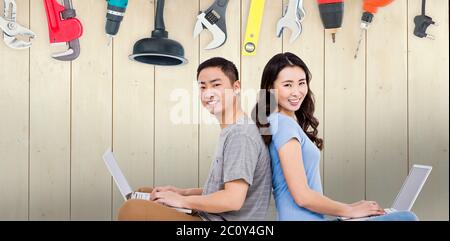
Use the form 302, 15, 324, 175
252, 52, 323, 150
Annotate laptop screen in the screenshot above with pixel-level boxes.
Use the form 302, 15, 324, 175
103, 149, 133, 201
391, 165, 432, 211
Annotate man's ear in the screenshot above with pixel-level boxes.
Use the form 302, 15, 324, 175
233, 81, 241, 94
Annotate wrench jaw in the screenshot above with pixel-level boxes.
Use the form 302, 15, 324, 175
297, 0, 306, 22
205, 24, 226, 50
194, 13, 226, 50
290, 23, 302, 43
193, 14, 205, 38
51, 39, 80, 61
276, 18, 302, 44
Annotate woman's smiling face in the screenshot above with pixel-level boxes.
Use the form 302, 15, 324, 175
272, 66, 308, 117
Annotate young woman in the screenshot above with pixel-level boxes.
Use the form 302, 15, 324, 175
252, 52, 418, 221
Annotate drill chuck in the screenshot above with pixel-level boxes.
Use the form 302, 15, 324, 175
361, 11, 374, 27
361, 12, 373, 29
106, 4, 126, 36
318, 2, 344, 29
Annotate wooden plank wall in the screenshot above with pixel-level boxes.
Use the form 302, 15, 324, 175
0, 0, 448, 220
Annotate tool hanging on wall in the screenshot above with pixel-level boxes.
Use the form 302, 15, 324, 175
413, 0, 436, 40
105, 0, 128, 45
242, 0, 265, 56
129, 0, 187, 66
44, 0, 83, 61
0, 0, 36, 49
317, 0, 344, 43
354, 0, 394, 59
276, 0, 305, 43
194, 0, 229, 50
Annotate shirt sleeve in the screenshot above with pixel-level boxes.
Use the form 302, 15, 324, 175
222, 132, 259, 186
272, 117, 304, 151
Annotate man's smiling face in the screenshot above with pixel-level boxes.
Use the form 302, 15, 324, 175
198, 67, 239, 116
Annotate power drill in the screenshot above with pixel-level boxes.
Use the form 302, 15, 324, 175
354, 0, 394, 58
105, 0, 128, 44
317, 0, 344, 43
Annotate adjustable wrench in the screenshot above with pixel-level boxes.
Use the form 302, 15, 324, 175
194, 0, 229, 50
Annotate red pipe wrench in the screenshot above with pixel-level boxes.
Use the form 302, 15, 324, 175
44, 0, 83, 61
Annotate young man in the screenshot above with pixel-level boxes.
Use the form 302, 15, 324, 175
118, 57, 272, 221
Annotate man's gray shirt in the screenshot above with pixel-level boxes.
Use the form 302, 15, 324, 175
198, 116, 272, 221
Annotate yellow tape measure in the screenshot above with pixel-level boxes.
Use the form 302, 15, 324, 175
242, 0, 266, 56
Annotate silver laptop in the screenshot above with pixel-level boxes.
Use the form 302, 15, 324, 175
341, 164, 432, 221
102, 148, 192, 214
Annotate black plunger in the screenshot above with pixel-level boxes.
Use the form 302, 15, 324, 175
129, 0, 187, 66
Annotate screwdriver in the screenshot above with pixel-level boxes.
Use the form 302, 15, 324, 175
354, 0, 394, 59
317, 0, 345, 43
105, 0, 128, 46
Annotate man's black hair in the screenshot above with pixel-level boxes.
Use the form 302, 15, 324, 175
197, 57, 239, 83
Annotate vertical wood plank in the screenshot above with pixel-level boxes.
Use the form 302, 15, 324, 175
111, 0, 155, 220
241, 0, 282, 221
71, 0, 113, 220
0, 0, 29, 220
323, 0, 365, 203
154, 0, 199, 188
408, 0, 449, 220
29, 0, 70, 220
198, 0, 241, 186
366, 0, 408, 209
282, 0, 325, 185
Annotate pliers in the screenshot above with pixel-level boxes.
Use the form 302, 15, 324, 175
0, 0, 35, 49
